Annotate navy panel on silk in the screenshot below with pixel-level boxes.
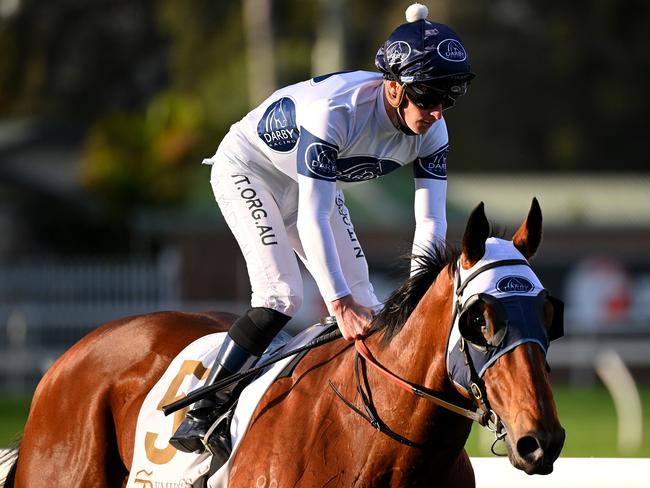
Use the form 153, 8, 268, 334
413, 144, 449, 179
297, 128, 339, 181
297, 127, 403, 183
311, 70, 354, 83
335, 156, 401, 182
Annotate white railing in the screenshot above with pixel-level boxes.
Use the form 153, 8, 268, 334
0, 252, 183, 392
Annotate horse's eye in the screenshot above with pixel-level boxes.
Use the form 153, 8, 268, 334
472, 314, 485, 328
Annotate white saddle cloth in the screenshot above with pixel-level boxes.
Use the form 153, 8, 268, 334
126, 324, 328, 488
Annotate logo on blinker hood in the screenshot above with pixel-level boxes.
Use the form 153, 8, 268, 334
496, 276, 534, 293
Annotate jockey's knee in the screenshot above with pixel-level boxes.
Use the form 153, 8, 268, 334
281, 293, 302, 317
252, 290, 302, 318
228, 306, 292, 357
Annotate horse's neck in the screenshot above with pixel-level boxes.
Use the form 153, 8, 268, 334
376, 272, 453, 390
359, 271, 471, 461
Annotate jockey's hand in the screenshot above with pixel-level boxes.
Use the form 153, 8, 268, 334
330, 294, 374, 341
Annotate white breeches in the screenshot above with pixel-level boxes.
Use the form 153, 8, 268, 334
210, 159, 381, 317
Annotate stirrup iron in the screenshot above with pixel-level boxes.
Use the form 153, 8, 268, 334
203, 408, 234, 457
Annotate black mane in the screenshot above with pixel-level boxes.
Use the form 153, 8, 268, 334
370, 242, 459, 347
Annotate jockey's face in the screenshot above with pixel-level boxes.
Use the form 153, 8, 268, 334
384, 80, 444, 135
402, 96, 444, 134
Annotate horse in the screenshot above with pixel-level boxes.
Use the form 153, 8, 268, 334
2, 198, 565, 487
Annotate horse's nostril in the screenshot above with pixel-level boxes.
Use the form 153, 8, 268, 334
517, 435, 542, 459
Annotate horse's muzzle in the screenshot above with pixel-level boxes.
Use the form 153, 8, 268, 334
512, 426, 566, 475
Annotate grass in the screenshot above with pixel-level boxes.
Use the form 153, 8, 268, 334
0, 396, 30, 448
465, 385, 650, 457
2, 386, 649, 457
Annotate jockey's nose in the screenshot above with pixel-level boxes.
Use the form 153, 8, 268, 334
429, 103, 444, 120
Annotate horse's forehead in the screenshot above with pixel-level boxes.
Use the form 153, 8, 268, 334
483, 237, 521, 260
461, 238, 523, 272
459, 238, 544, 298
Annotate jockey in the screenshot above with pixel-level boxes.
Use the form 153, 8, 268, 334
170, 2, 475, 454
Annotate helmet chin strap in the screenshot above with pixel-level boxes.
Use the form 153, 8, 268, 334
387, 82, 416, 136
395, 104, 416, 136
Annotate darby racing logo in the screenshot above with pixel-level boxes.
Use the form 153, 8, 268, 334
415, 145, 448, 179
336, 157, 401, 182
257, 97, 299, 152
385, 40, 411, 66
438, 39, 467, 62
496, 276, 534, 293
304, 142, 337, 180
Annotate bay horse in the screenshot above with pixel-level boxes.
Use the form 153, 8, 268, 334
2, 198, 564, 487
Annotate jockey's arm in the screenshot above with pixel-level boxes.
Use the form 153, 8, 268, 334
296, 174, 373, 340
410, 176, 448, 276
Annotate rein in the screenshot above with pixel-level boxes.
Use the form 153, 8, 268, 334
165, 259, 528, 450
354, 339, 487, 425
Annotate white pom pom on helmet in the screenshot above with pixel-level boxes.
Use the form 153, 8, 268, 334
405, 3, 428, 23
375, 3, 475, 85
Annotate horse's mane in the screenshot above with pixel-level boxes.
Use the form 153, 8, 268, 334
370, 242, 459, 347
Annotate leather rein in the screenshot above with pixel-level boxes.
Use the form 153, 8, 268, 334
328, 259, 528, 448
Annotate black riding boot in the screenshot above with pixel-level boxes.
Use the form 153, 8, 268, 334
169, 307, 291, 454
169, 335, 258, 453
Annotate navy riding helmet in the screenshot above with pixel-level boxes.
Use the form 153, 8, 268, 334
375, 3, 475, 108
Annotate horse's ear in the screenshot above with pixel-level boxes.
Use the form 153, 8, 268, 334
513, 197, 543, 259
462, 202, 490, 267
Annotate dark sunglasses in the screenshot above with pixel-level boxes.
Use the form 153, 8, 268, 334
404, 82, 469, 110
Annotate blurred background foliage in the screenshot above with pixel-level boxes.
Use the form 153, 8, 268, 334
0, 0, 648, 220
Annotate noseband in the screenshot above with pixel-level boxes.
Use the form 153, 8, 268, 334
331, 254, 563, 449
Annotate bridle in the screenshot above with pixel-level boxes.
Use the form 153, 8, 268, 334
330, 255, 563, 449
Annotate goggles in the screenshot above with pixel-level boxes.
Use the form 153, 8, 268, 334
404, 81, 469, 110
